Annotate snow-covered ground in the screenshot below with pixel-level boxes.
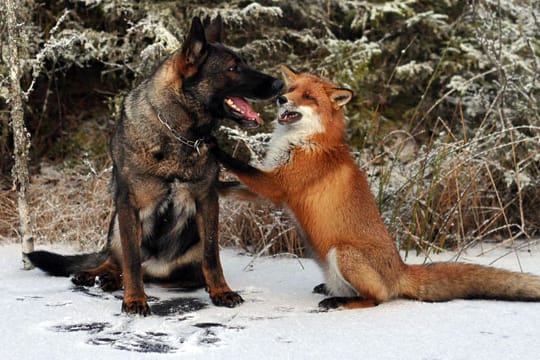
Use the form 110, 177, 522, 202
1, 241, 540, 360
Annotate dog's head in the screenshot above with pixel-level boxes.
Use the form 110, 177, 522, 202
175, 16, 284, 128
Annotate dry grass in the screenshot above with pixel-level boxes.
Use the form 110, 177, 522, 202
375, 121, 540, 257
0, 186, 18, 242
219, 199, 304, 256
0, 162, 112, 251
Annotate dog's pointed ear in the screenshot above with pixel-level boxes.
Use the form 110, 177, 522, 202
330, 88, 354, 109
205, 14, 223, 43
182, 17, 208, 65
280, 64, 299, 84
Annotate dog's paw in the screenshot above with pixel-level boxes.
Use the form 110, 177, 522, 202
210, 291, 244, 308
122, 299, 151, 316
122, 296, 151, 316
97, 271, 122, 292
71, 271, 96, 287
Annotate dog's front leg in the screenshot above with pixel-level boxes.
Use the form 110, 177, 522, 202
196, 188, 244, 307
117, 190, 150, 316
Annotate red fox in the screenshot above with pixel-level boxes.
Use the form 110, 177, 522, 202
213, 65, 540, 309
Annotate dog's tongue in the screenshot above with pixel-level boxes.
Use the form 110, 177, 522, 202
229, 97, 261, 124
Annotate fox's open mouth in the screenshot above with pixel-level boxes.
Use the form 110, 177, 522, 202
224, 97, 261, 127
278, 110, 302, 124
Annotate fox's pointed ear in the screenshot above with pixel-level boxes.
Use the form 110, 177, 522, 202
280, 64, 299, 84
330, 88, 354, 108
205, 14, 223, 43
182, 17, 208, 65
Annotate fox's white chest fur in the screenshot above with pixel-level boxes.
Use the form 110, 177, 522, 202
261, 106, 357, 297
263, 105, 324, 170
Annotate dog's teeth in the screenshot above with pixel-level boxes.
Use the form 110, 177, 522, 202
225, 98, 242, 112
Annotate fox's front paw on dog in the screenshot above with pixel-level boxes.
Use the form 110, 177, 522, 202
122, 298, 151, 316
210, 291, 244, 308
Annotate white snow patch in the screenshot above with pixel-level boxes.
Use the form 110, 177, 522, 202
1, 242, 540, 359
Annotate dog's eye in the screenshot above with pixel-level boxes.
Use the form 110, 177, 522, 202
303, 93, 314, 100
228, 65, 238, 72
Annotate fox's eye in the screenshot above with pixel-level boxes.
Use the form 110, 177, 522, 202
303, 93, 314, 100
287, 87, 296, 93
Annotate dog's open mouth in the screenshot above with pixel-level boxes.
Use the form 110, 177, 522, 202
224, 97, 261, 126
278, 110, 302, 124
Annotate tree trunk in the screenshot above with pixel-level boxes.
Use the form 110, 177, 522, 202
5, 0, 35, 269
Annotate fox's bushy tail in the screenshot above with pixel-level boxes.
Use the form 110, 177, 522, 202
26, 250, 107, 277
398, 262, 540, 302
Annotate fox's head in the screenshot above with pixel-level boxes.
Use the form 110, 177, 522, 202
274, 65, 353, 143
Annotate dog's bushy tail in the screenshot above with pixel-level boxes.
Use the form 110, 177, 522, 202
26, 250, 108, 276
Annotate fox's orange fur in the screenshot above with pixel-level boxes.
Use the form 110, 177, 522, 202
215, 65, 540, 309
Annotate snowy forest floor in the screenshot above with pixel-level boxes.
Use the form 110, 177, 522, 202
1, 241, 540, 360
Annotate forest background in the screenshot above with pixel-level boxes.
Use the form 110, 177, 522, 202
1, 0, 539, 259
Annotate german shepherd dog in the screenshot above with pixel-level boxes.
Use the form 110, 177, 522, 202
27, 16, 284, 315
